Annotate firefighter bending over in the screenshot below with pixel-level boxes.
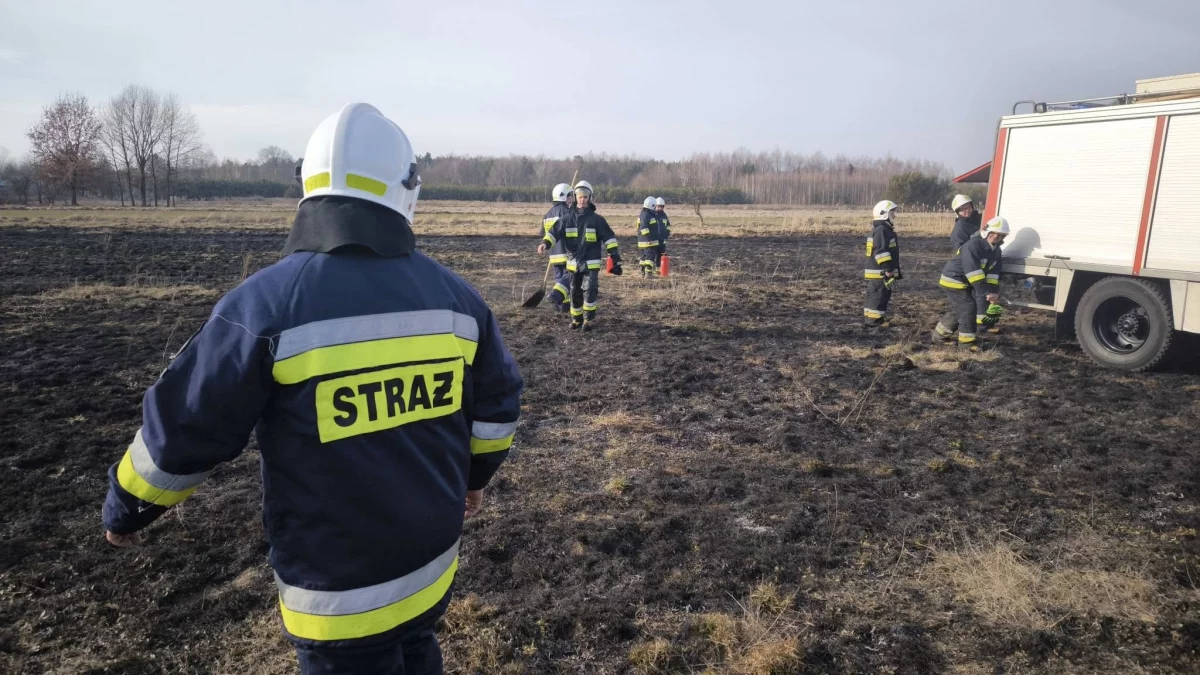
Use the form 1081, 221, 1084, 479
935, 216, 1009, 347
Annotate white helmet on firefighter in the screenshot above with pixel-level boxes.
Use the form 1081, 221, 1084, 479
552, 183, 571, 202
643, 196, 656, 209
299, 103, 421, 223
655, 197, 666, 207
574, 180, 593, 196
872, 200, 899, 221
983, 216, 1011, 236
951, 194, 974, 212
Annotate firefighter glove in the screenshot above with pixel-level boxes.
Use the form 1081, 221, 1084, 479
986, 303, 1005, 318
610, 263, 623, 276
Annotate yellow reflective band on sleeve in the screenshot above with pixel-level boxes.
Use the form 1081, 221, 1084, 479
279, 558, 458, 642
345, 174, 388, 197
273, 334, 473, 385
314, 359, 463, 443
543, 217, 559, 232
470, 434, 514, 455
875, 253, 892, 263
304, 172, 331, 195
543, 234, 555, 245
116, 451, 198, 507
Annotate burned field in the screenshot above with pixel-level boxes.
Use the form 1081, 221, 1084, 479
1, 213, 1199, 674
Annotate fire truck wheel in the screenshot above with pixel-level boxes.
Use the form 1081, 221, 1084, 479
1075, 277, 1175, 372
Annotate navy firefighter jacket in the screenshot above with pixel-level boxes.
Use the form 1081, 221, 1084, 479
102, 196, 524, 644
541, 201, 572, 265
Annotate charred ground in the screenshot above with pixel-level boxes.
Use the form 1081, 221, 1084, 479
1, 214, 1198, 674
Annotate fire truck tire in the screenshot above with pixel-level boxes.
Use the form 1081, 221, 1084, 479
1075, 277, 1175, 372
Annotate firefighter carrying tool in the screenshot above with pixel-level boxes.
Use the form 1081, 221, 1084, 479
538, 180, 622, 331
864, 200, 902, 327
541, 183, 574, 312
935, 216, 1009, 347
101, 102, 525, 675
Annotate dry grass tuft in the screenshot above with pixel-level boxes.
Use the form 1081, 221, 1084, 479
39, 283, 218, 302
587, 410, 656, 432
629, 638, 674, 673
441, 593, 510, 672
605, 475, 632, 495
932, 538, 1159, 630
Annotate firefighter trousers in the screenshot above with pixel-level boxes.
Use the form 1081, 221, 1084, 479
548, 263, 570, 313
569, 269, 599, 321
864, 279, 892, 326
936, 288, 978, 344
639, 247, 661, 275
293, 593, 448, 675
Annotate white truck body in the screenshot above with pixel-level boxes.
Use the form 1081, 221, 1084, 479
987, 96, 1200, 337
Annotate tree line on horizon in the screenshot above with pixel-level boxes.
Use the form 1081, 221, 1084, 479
1, 91, 976, 209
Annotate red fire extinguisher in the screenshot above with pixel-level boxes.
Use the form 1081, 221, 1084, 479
605, 257, 614, 274
659, 254, 671, 277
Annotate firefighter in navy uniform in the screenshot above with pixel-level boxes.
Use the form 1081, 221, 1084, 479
934, 216, 1009, 348
636, 196, 664, 277
101, 103, 524, 675
949, 194, 983, 250
655, 196, 671, 261
864, 200, 902, 327
541, 183, 574, 313
538, 180, 622, 331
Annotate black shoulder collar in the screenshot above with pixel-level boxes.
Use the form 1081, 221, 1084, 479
283, 196, 416, 257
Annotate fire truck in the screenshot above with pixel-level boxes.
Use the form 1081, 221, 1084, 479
954, 73, 1200, 371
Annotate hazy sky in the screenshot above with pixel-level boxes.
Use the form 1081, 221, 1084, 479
1, 0, 1197, 173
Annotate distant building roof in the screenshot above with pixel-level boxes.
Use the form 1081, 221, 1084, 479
952, 161, 991, 184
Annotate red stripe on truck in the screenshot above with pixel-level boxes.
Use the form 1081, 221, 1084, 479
983, 128, 1008, 222
1133, 116, 1168, 276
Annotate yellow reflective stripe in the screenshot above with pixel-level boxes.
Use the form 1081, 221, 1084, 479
273, 334, 475, 385
875, 253, 892, 262
116, 451, 197, 507
471, 435, 513, 455
543, 234, 555, 245
304, 172, 331, 194
543, 217, 559, 232
280, 558, 457, 641
638, 241, 660, 248
640, 228, 650, 235
864, 270, 883, 279
987, 279, 1000, 285
345, 174, 388, 197
939, 275, 968, 289
864, 308, 885, 318
552, 283, 569, 295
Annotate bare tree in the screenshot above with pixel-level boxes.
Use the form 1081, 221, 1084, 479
160, 94, 201, 207
103, 85, 164, 206
27, 93, 102, 206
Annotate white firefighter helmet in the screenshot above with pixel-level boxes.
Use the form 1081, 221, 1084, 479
299, 103, 421, 222
552, 183, 571, 202
951, 194, 974, 212
983, 216, 1011, 236
643, 196, 656, 209
574, 180, 593, 195
655, 197, 666, 207
872, 200, 899, 221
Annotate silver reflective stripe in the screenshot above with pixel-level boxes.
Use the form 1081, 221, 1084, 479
865, 269, 883, 275
874, 253, 891, 261
585, 228, 596, 234
604, 238, 619, 247
472, 420, 518, 440
986, 274, 1000, 280
129, 428, 211, 491
587, 259, 602, 267
965, 268, 984, 278
276, 540, 460, 616
276, 310, 479, 360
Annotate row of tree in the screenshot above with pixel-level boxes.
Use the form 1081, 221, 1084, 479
3, 90, 972, 208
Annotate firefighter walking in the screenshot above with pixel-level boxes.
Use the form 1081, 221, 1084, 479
101, 103, 524, 674
655, 197, 671, 262
541, 183, 574, 313
636, 196, 666, 277
934, 216, 1009, 347
864, 200, 902, 327
538, 181, 622, 331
